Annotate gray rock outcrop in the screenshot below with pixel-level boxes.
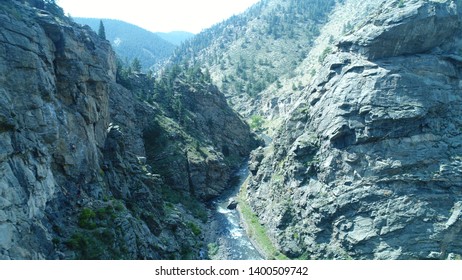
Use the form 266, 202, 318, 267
246, 0, 462, 259
0, 0, 256, 259
0, 0, 116, 258
339, 0, 462, 59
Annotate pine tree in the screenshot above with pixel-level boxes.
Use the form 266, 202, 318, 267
98, 20, 106, 40
131, 58, 142, 73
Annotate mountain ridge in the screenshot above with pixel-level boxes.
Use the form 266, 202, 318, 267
169, 0, 339, 123
74, 18, 186, 70
156, 31, 195, 46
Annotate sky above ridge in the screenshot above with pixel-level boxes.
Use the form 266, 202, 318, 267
57, 0, 261, 34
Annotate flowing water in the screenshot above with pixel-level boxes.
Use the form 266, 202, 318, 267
209, 165, 263, 260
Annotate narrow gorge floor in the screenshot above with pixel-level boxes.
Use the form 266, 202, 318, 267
206, 165, 263, 260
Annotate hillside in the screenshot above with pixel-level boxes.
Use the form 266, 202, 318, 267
156, 31, 195, 46
74, 18, 177, 70
170, 0, 339, 124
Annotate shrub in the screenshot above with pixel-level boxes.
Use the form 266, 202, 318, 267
78, 208, 96, 229
66, 232, 105, 260
249, 115, 264, 131
318, 46, 333, 64
187, 222, 202, 236
207, 243, 219, 257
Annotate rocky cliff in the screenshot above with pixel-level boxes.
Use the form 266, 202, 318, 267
0, 0, 256, 259
246, 0, 462, 259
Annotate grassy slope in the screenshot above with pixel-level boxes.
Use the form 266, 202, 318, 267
237, 177, 289, 260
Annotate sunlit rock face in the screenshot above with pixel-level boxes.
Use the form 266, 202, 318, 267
246, 0, 462, 260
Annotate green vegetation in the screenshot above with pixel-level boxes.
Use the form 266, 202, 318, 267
237, 179, 289, 260
78, 208, 97, 229
207, 243, 219, 257
318, 46, 333, 64
169, 0, 339, 108
66, 231, 112, 260
131, 57, 142, 73
161, 186, 208, 222
249, 115, 265, 131
152, 64, 212, 104
65, 203, 129, 259
98, 20, 106, 40
187, 222, 202, 236
180, 245, 195, 260
295, 251, 311, 260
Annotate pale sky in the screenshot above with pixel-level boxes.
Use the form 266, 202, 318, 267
57, 0, 261, 33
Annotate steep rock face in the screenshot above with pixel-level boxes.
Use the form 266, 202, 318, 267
142, 75, 259, 201
0, 0, 114, 258
0, 0, 256, 259
175, 80, 259, 199
247, 0, 462, 259
339, 0, 462, 59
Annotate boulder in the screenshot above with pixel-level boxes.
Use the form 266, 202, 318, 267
227, 198, 238, 210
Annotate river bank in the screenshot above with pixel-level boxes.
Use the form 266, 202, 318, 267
236, 177, 289, 260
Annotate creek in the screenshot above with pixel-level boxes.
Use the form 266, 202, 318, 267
207, 164, 263, 260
